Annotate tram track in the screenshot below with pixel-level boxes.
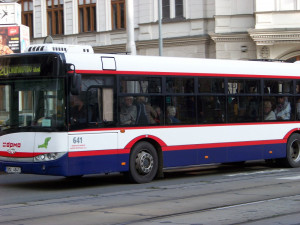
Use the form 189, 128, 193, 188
0, 168, 298, 211
1, 172, 300, 225
1, 191, 300, 225
120, 194, 300, 225
228, 211, 300, 225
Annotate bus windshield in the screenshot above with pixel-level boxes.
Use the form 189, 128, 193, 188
0, 78, 65, 131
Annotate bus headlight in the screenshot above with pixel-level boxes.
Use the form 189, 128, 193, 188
34, 153, 65, 162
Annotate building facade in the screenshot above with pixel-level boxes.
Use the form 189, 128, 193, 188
5, 0, 300, 61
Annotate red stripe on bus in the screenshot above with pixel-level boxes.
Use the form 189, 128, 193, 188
68, 149, 130, 157
67, 139, 286, 157
74, 69, 299, 79
284, 128, 300, 139
124, 135, 167, 149
162, 139, 286, 151
0, 152, 40, 158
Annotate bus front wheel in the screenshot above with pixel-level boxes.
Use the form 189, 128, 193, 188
284, 133, 300, 168
129, 141, 158, 183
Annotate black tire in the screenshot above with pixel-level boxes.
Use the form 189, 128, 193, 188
284, 133, 300, 168
223, 161, 245, 166
65, 175, 83, 180
129, 141, 158, 183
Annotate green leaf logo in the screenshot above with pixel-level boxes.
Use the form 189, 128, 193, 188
38, 137, 51, 149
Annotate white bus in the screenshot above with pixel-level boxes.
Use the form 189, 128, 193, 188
0, 44, 300, 183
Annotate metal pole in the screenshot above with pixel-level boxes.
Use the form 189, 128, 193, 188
158, 0, 163, 56
126, 0, 136, 55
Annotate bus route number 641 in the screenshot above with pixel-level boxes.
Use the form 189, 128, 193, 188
73, 137, 83, 144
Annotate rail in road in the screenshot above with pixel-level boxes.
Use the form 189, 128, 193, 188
1, 164, 300, 225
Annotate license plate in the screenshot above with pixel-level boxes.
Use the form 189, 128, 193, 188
5, 166, 21, 174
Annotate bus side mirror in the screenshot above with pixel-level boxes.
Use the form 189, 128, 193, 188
70, 73, 81, 95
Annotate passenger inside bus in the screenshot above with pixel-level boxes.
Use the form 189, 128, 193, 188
135, 96, 157, 125
264, 100, 276, 120
167, 105, 180, 124
120, 96, 137, 125
297, 99, 300, 120
153, 106, 162, 124
274, 96, 291, 120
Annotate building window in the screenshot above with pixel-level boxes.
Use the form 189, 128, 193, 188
279, 0, 296, 10
162, 0, 170, 19
78, 0, 96, 33
47, 0, 64, 35
162, 0, 184, 20
111, 0, 126, 30
18, 0, 34, 37
175, 0, 183, 18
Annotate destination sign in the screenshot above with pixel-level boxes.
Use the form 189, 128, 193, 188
0, 65, 41, 76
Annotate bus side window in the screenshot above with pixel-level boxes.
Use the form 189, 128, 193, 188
102, 88, 114, 122
87, 87, 114, 125
264, 80, 292, 94
87, 88, 100, 124
296, 81, 300, 94
166, 96, 196, 124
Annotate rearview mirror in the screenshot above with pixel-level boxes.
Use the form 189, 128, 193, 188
70, 73, 81, 95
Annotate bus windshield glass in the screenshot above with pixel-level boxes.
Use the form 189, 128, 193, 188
0, 78, 65, 131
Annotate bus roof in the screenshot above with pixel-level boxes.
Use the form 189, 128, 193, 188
63, 52, 300, 79
21, 43, 300, 78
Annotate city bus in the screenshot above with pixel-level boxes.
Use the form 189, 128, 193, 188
0, 43, 300, 183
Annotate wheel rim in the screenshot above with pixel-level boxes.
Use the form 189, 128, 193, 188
135, 151, 154, 175
290, 140, 300, 163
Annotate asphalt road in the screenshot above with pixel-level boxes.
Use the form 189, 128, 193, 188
1, 161, 300, 225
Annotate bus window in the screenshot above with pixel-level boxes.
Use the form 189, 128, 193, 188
296, 80, 300, 94
87, 87, 114, 125
263, 97, 276, 121
165, 96, 196, 124
228, 80, 243, 94
119, 96, 163, 126
0, 79, 65, 130
136, 96, 163, 125
120, 77, 161, 94
228, 79, 260, 94
119, 96, 136, 125
245, 80, 260, 93
87, 88, 100, 123
166, 77, 194, 93
296, 98, 300, 120
264, 80, 292, 94
81, 75, 114, 91
103, 88, 114, 122
199, 78, 224, 93
273, 96, 294, 121
228, 96, 261, 123
198, 96, 225, 123
70, 93, 87, 127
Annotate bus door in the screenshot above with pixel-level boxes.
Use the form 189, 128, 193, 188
68, 86, 119, 174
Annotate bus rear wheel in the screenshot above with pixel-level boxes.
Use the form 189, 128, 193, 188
284, 133, 300, 168
129, 141, 158, 183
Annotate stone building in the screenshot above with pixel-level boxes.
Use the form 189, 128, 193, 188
5, 0, 300, 61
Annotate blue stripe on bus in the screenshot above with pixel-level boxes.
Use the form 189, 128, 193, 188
163, 143, 286, 167
0, 143, 286, 176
